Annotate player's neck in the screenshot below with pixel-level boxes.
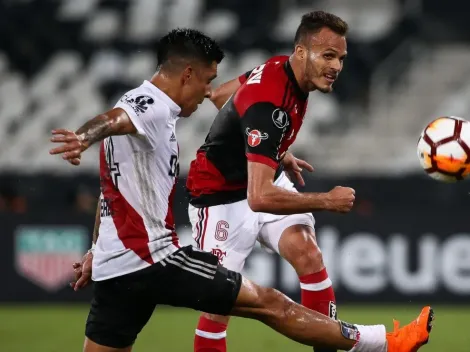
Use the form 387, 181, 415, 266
149, 72, 182, 107
288, 55, 314, 93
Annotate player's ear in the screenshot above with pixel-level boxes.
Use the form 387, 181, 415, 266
182, 65, 193, 85
294, 44, 306, 61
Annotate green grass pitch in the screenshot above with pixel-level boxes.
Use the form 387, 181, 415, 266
0, 305, 468, 351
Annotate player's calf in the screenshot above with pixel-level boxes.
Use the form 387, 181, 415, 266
279, 224, 337, 352
232, 277, 434, 351
279, 226, 337, 306
232, 277, 354, 349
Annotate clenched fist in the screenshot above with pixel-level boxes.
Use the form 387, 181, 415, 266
325, 186, 355, 213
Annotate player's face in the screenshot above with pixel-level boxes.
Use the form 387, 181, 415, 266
303, 27, 347, 93
180, 61, 218, 117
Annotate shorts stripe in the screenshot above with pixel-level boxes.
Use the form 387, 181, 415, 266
175, 251, 218, 270
163, 257, 215, 280
195, 208, 205, 248
170, 254, 217, 275
200, 207, 209, 250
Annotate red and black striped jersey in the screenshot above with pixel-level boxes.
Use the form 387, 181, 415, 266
186, 55, 308, 207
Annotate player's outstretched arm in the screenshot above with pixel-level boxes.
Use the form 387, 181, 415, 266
49, 107, 136, 165
210, 69, 253, 109
247, 161, 355, 215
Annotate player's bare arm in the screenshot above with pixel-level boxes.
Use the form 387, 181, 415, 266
210, 67, 257, 109
49, 107, 136, 165
210, 77, 242, 109
247, 161, 354, 215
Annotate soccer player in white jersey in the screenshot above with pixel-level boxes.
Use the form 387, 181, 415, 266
50, 28, 433, 352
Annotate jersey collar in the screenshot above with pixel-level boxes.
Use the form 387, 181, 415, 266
283, 61, 309, 101
143, 80, 181, 117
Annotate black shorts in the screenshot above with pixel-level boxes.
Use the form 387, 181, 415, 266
85, 245, 242, 348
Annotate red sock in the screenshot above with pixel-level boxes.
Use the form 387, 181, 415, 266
299, 268, 337, 320
194, 316, 227, 352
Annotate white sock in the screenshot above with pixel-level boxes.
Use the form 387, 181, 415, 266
349, 324, 387, 352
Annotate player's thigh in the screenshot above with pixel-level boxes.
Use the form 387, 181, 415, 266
188, 201, 260, 272
258, 213, 315, 255
157, 245, 242, 316
85, 269, 159, 350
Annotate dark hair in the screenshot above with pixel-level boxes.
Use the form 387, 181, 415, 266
294, 11, 348, 45
157, 28, 224, 70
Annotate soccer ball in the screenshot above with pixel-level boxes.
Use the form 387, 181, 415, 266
417, 116, 470, 182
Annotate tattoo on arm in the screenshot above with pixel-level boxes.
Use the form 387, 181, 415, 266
76, 109, 136, 149
76, 115, 117, 149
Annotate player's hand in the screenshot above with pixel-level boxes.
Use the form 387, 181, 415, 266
325, 186, 355, 213
70, 251, 93, 291
281, 152, 314, 186
49, 129, 88, 166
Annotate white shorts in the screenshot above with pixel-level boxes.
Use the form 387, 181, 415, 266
188, 172, 315, 272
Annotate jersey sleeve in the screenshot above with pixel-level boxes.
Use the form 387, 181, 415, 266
240, 102, 291, 169
114, 91, 168, 149
238, 70, 253, 84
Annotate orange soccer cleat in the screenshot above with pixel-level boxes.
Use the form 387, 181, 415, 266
386, 306, 434, 352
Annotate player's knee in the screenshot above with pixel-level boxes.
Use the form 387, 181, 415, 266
282, 237, 324, 272
295, 243, 324, 271
279, 226, 324, 272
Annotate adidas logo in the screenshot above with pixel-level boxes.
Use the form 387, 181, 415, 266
170, 131, 176, 142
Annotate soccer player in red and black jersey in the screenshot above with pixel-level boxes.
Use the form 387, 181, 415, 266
186, 11, 358, 352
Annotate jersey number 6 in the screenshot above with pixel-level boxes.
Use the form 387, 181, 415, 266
215, 220, 229, 241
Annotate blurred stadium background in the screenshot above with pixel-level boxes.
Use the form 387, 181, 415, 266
1, 0, 469, 351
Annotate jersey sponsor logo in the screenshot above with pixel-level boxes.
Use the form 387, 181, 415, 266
245, 128, 269, 147
272, 108, 289, 129
120, 94, 154, 115
169, 131, 176, 142
15, 226, 87, 292
211, 248, 227, 264
100, 197, 112, 217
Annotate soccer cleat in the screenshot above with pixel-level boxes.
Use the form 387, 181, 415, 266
386, 306, 434, 352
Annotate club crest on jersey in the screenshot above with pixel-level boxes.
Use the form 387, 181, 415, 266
211, 248, 227, 264
245, 128, 269, 147
120, 94, 154, 115
272, 108, 289, 129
